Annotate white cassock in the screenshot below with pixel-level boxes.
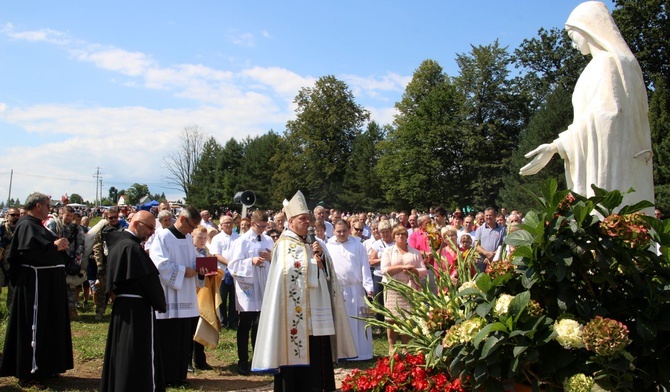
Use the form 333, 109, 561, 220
326, 236, 374, 361
227, 230, 274, 312
149, 228, 202, 319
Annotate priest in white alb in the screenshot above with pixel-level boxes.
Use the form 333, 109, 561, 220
326, 219, 374, 361
149, 206, 205, 387
251, 191, 357, 392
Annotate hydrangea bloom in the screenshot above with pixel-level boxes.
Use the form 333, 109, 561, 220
493, 294, 515, 316
554, 318, 585, 349
582, 316, 630, 356
442, 317, 486, 348
563, 373, 594, 392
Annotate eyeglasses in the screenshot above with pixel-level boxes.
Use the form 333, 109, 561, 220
8, 214, 19, 217
183, 219, 197, 230
354, 227, 363, 232
138, 221, 156, 231
270, 235, 279, 239
107, 216, 119, 220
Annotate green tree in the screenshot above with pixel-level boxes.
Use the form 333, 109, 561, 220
377, 59, 463, 211
275, 75, 369, 206
219, 138, 245, 210
498, 87, 571, 212
69, 193, 84, 204
648, 79, 670, 212
341, 121, 386, 211
108, 186, 119, 204
454, 41, 531, 210
124, 183, 150, 206
512, 28, 589, 110
188, 136, 224, 211
237, 131, 282, 209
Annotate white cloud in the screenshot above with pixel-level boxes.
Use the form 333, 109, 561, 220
242, 66, 315, 97
229, 30, 255, 47
72, 47, 155, 76
343, 72, 411, 101
1, 23, 72, 45
0, 24, 404, 203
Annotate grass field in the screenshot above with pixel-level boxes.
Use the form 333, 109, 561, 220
0, 279, 389, 391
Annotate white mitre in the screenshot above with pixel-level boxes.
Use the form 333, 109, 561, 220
283, 190, 309, 218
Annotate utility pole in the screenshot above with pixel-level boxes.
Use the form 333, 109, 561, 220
93, 167, 102, 207
6, 169, 13, 207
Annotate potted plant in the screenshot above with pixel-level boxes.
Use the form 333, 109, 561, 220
356, 180, 670, 391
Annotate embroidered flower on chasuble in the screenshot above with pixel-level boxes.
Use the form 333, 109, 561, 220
287, 242, 305, 357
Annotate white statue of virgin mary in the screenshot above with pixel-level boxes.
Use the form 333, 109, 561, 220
520, 1, 654, 211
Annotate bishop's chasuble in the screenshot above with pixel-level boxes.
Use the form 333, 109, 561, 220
251, 229, 357, 372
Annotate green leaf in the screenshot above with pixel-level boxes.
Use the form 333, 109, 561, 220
509, 291, 531, 321
618, 199, 655, 215
476, 301, 495, 318
480, 336, 502, 359
474, 362, 488, 383
571, 201, 590, 224
434, 343, 444, 359
593, 185, 624, 212
636, 317, 658, 341
541, 178, 558, 205
505, 230, 534, 247
476, 273, 492, 293
510, 245, 533, 260
474, 322, 508, 348
519, 211, 544, 237
513, 345, 528, 357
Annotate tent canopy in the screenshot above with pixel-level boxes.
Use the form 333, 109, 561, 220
137, 200, 159, 211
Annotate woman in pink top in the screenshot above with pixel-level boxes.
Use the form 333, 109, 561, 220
439, 226, 459, 284
381, 225, 427, 355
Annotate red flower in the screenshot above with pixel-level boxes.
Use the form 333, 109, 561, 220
290, 328, 297, 335
294, 261, 301, 268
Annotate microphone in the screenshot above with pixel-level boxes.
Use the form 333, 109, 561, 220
307, 226, 316, 244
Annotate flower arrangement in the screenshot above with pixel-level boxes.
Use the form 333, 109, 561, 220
425, 221, 443, 253
341, 353, 466, 392
355, 180, 670, 391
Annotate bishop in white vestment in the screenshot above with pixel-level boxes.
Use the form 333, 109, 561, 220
251, 191, 356, 392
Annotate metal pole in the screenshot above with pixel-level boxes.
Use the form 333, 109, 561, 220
6, 169, 13, 207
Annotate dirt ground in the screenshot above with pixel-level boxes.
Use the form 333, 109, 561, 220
0, 354, 351, 391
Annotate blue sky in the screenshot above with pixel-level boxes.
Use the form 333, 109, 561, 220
0, 0, 606, 205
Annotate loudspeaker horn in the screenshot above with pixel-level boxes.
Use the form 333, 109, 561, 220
233, 191, 256, 207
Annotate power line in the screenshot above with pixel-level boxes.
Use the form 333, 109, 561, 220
0, 170, 171, 187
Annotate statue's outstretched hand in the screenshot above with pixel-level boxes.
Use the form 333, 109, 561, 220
519, 142, 558, 176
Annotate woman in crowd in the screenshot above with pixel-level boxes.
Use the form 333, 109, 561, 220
191, 226, 221, 371
313, 220, 327, 242
440, 226, 459, 284
381, 225, 427, 355
239, 218, 251, 234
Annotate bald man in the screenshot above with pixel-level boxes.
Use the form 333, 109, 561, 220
100, 211, 167, 391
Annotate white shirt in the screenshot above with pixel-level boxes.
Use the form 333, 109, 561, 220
228, 230, 274, 312
324, 221, 334, 238
210, 230, 240, 270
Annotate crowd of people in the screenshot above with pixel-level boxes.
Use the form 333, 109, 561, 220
0, 192, 665, 391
